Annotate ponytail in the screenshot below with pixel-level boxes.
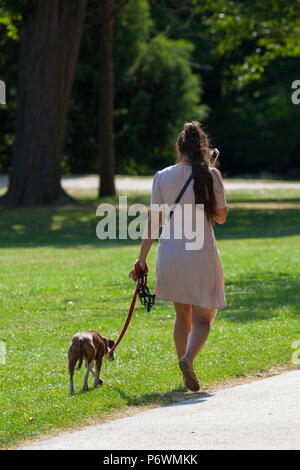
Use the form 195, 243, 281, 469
176, 121, 217, 223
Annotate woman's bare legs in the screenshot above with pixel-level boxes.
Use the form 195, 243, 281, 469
174, 303, 217, 390
173, 302, 192, 359
182, 306, 217, 363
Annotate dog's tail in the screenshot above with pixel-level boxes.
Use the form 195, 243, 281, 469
76, 339, 84, 370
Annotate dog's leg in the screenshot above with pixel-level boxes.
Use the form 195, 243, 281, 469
86, 360, 96, 376
94, 355, 103, 387
83, 362, 92, 391
78, 360, 88, 372
69, 376, 74, 395
90, 361, 95, 377
85, 360, 98, 379
68, 359, 76, 395
93, 364, 101, 388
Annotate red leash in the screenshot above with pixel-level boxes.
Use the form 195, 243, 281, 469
109, 260, 149, 353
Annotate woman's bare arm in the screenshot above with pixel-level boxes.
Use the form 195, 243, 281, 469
129, 212, 162, 281
214, 206, 228, 224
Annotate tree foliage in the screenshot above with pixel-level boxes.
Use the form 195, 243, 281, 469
115, 33, 208, 173
65, 0, 206, 175
0, 0, 299, 178
195, 0, 300, 86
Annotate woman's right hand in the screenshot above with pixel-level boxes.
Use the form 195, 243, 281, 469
128, 258, 146, 282
129, 267, 139, 282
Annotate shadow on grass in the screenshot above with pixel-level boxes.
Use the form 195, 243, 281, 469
214, 208, 300, 240
0, 200, 300, 248
115, 386, 212, 408
229, 198, 300, 204
219, 271, 300, 322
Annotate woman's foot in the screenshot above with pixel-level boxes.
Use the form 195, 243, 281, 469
179, 357, 200, 392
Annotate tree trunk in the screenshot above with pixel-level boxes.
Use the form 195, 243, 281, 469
0, 0, 87, 206
98, 0, 116, 197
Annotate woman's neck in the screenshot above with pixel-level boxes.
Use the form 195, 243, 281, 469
178, 153, 190, 164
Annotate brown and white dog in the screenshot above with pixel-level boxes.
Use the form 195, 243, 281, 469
68, 330, 115, 395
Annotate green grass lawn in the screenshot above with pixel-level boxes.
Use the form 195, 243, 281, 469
0, 185, 300, 448
226, 187, 300, 203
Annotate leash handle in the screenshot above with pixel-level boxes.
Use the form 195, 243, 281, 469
134, 259, 149, 279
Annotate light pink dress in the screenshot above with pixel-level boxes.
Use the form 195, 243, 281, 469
150, 161, 227, 309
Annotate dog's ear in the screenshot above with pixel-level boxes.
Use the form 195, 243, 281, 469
108, 339, 115, 349
102, 336, 109, 352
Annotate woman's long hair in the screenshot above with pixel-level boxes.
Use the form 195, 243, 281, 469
176, 121, 217, 223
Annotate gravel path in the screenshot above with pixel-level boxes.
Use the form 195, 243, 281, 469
1, 175, 300, 193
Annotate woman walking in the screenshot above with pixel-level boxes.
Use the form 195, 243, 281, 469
129, 121, 228, 392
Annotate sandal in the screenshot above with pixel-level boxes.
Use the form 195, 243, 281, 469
179, 357, 200, 392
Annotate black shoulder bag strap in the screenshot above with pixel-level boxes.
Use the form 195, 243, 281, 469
169, 173, 193, 220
